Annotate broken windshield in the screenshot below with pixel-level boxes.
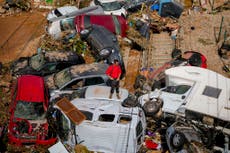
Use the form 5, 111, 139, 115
101, 1, 122, 11
54, 68, 72, 88
14, 101, 45, 120
30, 53, 45, 71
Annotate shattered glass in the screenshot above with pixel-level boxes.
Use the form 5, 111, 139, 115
101, 1, 122, 11
14, 101, 45, 120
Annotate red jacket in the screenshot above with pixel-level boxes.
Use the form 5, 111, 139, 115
106, 64, 122, 79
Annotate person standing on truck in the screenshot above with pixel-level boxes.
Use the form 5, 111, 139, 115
106, 59, 122, 99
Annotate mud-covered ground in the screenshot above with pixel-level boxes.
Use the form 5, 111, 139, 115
0, 1, 229, 152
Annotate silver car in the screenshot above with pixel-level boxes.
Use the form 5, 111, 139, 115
45, 63, 109, 97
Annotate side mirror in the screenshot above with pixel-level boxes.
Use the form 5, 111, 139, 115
181, 95, 186, 99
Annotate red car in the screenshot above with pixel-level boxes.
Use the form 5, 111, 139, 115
8, 75, 57, 146
74, 14, 128, 37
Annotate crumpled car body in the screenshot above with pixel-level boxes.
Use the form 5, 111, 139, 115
75, 14, 128, 37
8, 75, 57, 146
47, 5, 104, 39
44, 63, 109, 97
80, 25, 126, 78
11, 50, 85, 76
166, 121, 230, 153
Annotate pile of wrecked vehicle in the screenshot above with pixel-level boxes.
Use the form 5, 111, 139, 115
2, 1, 230, 153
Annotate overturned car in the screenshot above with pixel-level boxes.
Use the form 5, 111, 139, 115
11, 50, 85, 76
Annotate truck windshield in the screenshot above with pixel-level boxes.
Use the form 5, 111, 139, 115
101, 1, 122, 11
14, 101, 45, 120
163, 85, 191, 94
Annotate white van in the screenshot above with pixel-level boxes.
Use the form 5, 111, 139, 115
138, 66, 230, 152
49, 96, 146, 153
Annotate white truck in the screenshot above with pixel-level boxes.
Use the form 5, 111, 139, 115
48, 86, 146, 153
139, 66, 230, 152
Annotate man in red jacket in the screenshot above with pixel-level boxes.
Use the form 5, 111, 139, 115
106, 59, 122, 99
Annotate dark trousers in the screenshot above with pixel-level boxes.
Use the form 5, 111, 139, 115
107, 79, 119, 94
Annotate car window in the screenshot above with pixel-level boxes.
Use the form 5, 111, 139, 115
56, 110, 70, 141
14, 101, 46, 120
60, 18, 75, 31
100, 1, 122, 11
94, 0, 99, 5
63, 79, 84, 90
162, 85, 191, 94
136, 121, 143, 145
98, 114, 115, 122
84, 77, 104, 86
54, 9, 62, 17
42, 63, 57, 73
80, 110, 93, 121
112, 16, 121, 35
30, 53, 45, 71
118, 115, 132, 124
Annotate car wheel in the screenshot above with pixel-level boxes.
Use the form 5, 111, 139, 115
170, 131, 186, 151
142, 101, 160, 116
133, 75, 146, 89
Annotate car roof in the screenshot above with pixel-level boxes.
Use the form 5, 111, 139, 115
85, 85, 128, 101
56, 6, 78, 14
70, 98, 139, 115
70, 62, 108, 77
16, 75, 45, 102
43, 51, 79, 62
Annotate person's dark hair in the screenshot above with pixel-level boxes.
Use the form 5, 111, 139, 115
114, 59, 119, 63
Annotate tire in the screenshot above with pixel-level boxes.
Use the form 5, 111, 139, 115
133, 75, 146, 89
142, 101, 160, 116
170, 131, 186, 151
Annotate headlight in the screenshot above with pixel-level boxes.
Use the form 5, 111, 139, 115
80, 29, 89, 35
99, 49, 111, 57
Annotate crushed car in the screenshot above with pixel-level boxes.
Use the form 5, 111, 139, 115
8, 75, 57, 146
90, 0, 127, 17
75, 14, 128, 37
47, 95, 146, 153
133, 50, 207, 96
138, 66, 230, 152
44, 62, 109, 97
80, 25, 126, 78
47, 5, 104, 39
11, 50, 85, 76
